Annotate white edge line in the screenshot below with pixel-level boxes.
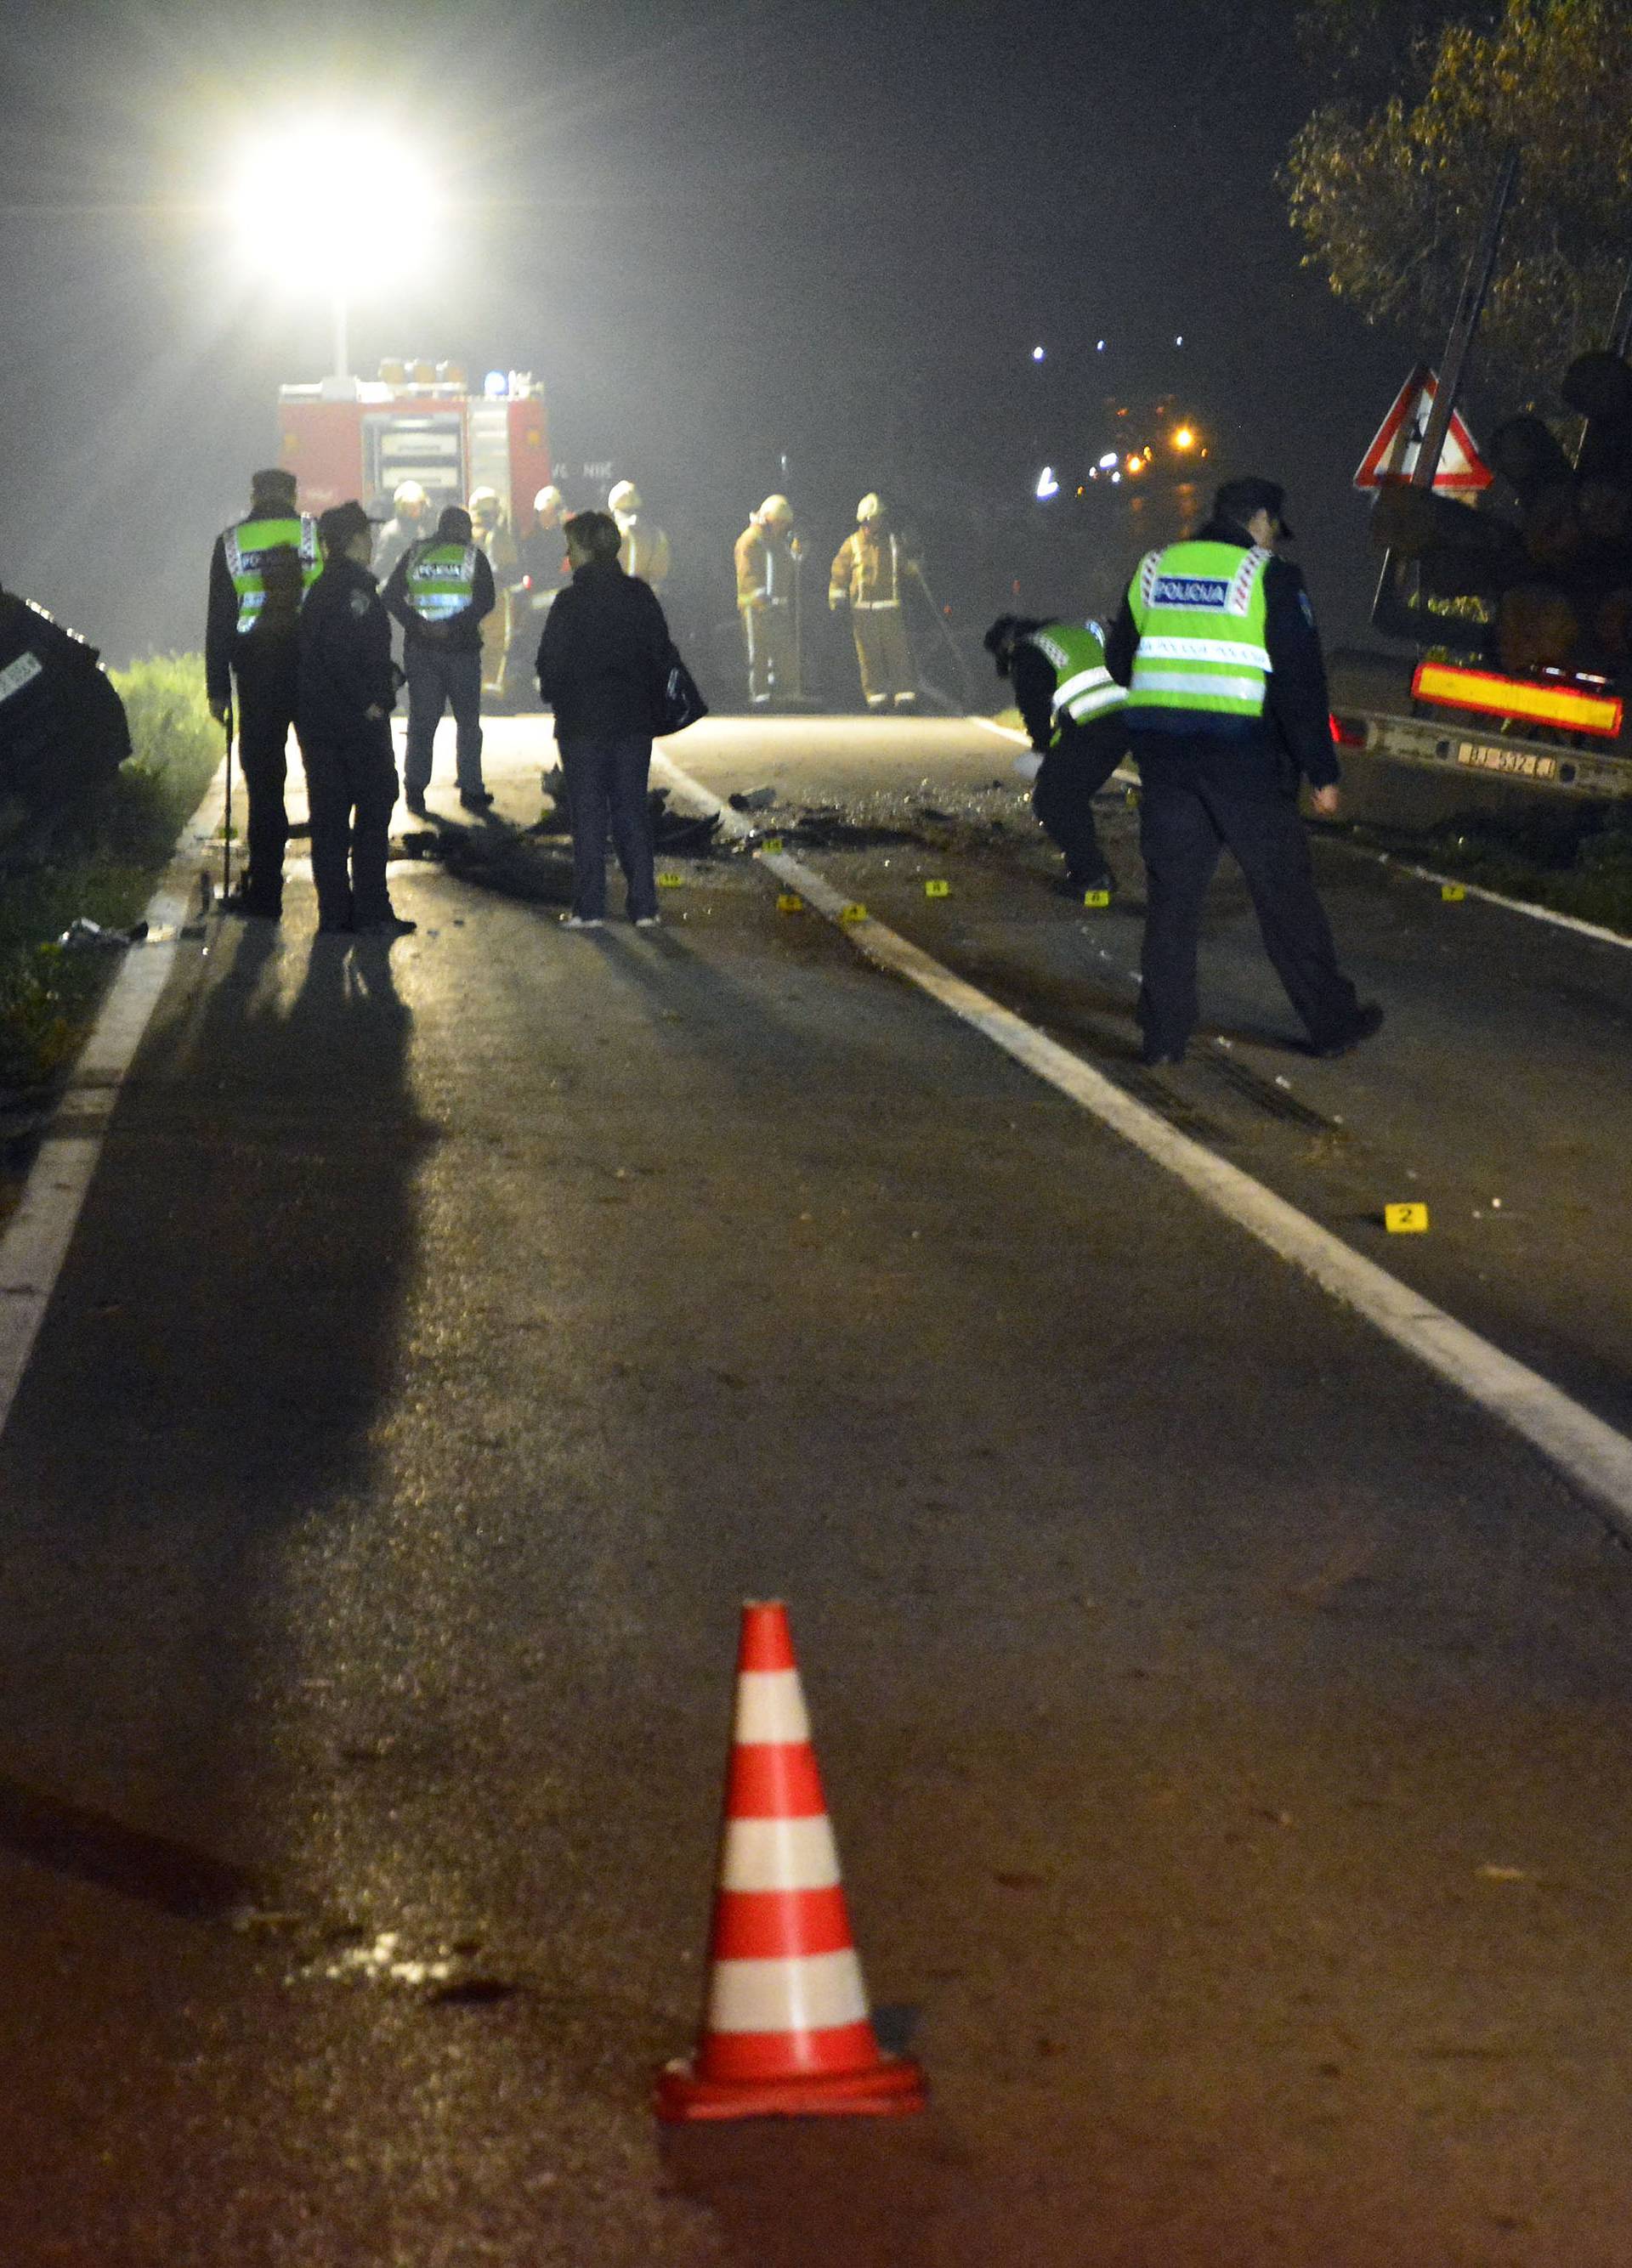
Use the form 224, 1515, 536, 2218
1361, 849, 1632, 953
0, 758, 228, 1438
654, 747, 1632, 1533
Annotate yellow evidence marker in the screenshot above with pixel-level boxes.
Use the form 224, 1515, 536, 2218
1082, 888, 1112, 908
657, 872, 685, 889
776, 893, 804, 913
840, 902, 868, 924
1441, 882, 1466, 902
1385, 1202, 1430, 1233
925, 879, 950, 898
761, 836, 784, 854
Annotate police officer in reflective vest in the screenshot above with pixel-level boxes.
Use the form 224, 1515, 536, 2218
1104, 477, 1382, 1066
984, 614, 1126, 896
206, 467, 320, 916
382, 504, 496, 815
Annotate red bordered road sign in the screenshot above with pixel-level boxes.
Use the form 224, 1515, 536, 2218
1354, 365, 1493, 493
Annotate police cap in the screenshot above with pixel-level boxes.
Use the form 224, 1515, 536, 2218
1213, 477, 1294, 539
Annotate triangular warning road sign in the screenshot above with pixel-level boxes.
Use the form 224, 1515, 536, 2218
1354, 365, 1493, 493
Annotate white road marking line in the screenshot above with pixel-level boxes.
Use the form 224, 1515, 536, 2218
1357, 848, 1632, 952
0, 764, 226, 1439
655, 750, 1632, 1534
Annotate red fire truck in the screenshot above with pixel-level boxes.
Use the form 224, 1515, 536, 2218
275, 359, 552, 534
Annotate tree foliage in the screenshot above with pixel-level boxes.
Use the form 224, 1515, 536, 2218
1285, 0, 1632, 401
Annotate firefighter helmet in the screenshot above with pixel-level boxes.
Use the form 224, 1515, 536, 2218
857, 492, 885, 523
608, 479, 641, 515
468, 486, 502, 521
393, 480, 428, 511
758, 494, 794, 526
533, 485, 564, 519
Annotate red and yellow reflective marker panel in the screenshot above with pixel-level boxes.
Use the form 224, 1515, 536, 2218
1412, 660, 1624, 739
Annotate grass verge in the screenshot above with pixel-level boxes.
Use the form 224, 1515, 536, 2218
0, 653, 220, 1094
1397, 808, 1632, 938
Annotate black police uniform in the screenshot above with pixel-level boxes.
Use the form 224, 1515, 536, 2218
206, 507, 308, 916
297, 545, 403, 933
1105, 514, 1368, 1061
1010, 632, 1124, 890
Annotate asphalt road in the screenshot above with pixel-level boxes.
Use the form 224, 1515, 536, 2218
3, 712, 1632, 2265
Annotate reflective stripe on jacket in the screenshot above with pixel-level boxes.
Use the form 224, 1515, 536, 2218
1023, 621, 1126, 744
1125, 540, 1272, 722
405, 540, 480, 622
224, 514, 320, 633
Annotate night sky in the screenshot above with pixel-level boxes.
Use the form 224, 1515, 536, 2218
0, 0, 1440, 669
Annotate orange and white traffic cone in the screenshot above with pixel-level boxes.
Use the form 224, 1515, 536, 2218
656, 1600, 926, 2122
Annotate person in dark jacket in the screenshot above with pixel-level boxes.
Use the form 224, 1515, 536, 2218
536, 509, 672, 928
983, 613, 1125, 896
382, 503, 496, 816
206, 466, 320, 918
1105, 476, 1381, 1066
297, 501, 414, 937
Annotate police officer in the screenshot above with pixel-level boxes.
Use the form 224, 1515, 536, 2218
734, 495, 803, 706
829, 495, 921, 710
205, 467, 320, 917
983, 614, 1125, 896
382, 504, 496, 815
1104, 476, 1382, 1066
297, 501, 413, 937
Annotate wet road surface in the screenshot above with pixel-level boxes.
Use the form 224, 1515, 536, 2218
2, 714, 1632, 2265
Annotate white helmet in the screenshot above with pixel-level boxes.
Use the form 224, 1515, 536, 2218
608, 479, 641, 514
758, 494, 794, 525
533, 485, 564, 518
393, 479, 428, 510
857, 492, 884, 523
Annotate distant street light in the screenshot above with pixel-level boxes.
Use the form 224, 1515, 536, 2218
226, 116, 439, 385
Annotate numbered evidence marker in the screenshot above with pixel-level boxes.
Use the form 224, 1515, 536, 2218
1081, 888, 1112, 908
657, 872, 685, 889
1385, 1202, 1430, 1233
776, 892, 804, 913
924, 879, 950, 898
840, 902, 869, 924
761, 835, 784, 854
1441, 882, 1466, 902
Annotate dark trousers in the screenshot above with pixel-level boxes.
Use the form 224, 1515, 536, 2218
558, 734, 657, 920
1137, 777, 1360, 1052
232, 659, 299, 910
404, 645, 484, 796
302, 724, 399, 930
1033, 728, 1124, 884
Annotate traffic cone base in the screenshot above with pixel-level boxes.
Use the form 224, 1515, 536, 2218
657, 1601, 927, 2124
656, 2048, 926, 2123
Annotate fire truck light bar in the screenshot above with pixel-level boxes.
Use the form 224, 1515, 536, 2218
1412, 660, 1624, 739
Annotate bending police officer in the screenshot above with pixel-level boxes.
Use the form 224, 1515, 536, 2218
382, 503, 496, 814
206, 467, 320, 917
1104, 476, 1381, 1066
984, 614, 1125, 896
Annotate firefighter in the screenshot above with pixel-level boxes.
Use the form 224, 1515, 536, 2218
297, 501, 413, 936
523, 485, 570, 592
983, 614, 1125, 896
206, 466, 321, 918
382, 503, 497, 815
468, 487, 522, 702
373, 479, 433, 585
829, 494, 921, 710
607, 479, 672, 590
1104, 476, 1383, 1066
734, 495, 803, 706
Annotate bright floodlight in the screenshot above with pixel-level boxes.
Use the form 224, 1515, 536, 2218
229, 117, 436, 292
1034, 466, 1059, 501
